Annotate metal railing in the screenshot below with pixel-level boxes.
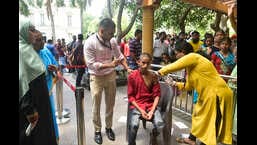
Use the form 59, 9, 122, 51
150, 64, 237, 118
151, 63, 238, 143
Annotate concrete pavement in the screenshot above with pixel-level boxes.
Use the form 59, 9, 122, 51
53, 73, 200, 145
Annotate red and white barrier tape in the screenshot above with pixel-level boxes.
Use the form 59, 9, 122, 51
57, 71, 76, 92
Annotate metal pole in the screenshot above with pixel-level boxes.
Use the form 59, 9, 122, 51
75, 87, 86, 145
56, 76, 63, 120
56, 70, 70, 124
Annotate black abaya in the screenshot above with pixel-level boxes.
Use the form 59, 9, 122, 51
19, 73, 57, 145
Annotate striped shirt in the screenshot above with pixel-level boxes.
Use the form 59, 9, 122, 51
84, 33, 124, 76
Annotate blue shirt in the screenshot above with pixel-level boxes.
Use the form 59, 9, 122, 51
38, 47, 58, 90
45, 43, 57, 58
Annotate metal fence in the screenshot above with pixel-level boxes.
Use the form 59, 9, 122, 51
151, 64, 237, 144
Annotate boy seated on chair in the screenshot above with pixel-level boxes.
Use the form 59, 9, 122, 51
127, 52, 165, 145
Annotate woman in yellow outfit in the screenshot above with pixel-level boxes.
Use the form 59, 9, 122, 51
157, 41, 233, 145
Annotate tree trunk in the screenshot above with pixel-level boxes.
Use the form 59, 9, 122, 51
116, 0, 125, 43
46, 0, 56, 42
220, 14, 229, 36
116, 0, 140, 44
179, 23, 185, 33
229, 14, 237, 33
107, 0, 112, 18
210, 11, 222, 33
80, 7, 83, 34
179, 6, 193, 32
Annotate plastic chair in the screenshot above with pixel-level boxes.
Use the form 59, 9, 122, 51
126, 81, 175, 145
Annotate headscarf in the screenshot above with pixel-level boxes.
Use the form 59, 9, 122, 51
19, 16, 46, 101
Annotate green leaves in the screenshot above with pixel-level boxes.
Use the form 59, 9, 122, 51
19, 0, 30, 16
56, 0, 65, 7
154, 0, 215, 33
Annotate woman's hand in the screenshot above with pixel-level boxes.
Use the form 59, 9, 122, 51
26, 111, 39, 125
48, 64, 58, 72
164, 75, 176, 86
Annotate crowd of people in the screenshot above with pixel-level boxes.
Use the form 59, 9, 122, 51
19, 15, 237, 145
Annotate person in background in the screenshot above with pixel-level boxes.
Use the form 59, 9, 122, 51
201, 33, 214, 54
157, 41, 233, 145
207, 30, 225, 56
19, 18, 57, 145
155, 31, 160, 40
55, 38, 66, 73
45, 39, 57, 59
230, 34, 237, 53
188, 30, 204, 52
211, 37, 235, 80
123, 37, 131, 59
153, 31, 169, 65
127, 53, 164, 145
128, 29, 142, 70
67, 35, 77, 53
175, 31, 187, 54
119, 37, 127, 55
67, 35, 77, 73
167, 37, 176, 62
73, 34, 86, 87
160, 52, 171, 66
84, 18, 132, 144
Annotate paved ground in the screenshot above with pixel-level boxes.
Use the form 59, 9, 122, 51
53, 72, 228, 145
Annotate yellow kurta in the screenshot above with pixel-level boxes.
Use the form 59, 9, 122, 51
159, 53, 233, 145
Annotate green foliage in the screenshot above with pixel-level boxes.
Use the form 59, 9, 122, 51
19, 0, 30, 16
99, 6, 110, 19
112, 0, 142, 34
70, 0, 76, 7
36, 0, 43, 8
83, 13, 99, 35
19, 0, 65, 16
83, 5, 137, 40
56, 0, 65, 7
154, 0, 215, 33
27, 0, 35, 7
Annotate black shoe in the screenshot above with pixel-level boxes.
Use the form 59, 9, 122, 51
94, 132, 102, 144
105, 128, 115, 141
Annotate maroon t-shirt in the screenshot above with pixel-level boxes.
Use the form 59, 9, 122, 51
127, 70, 160, 111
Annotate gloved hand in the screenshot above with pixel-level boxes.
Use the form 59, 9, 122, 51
164, 75, 176, 86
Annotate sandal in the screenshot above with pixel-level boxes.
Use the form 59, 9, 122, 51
176, 137, 196, 145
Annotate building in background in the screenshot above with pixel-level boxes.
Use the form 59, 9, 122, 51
20, 1, 81, 42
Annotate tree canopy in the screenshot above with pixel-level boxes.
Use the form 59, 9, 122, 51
154, 0, 215, 33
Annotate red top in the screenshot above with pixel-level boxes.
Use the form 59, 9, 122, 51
123, 43, 130, 57
127, 70, 160, 111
